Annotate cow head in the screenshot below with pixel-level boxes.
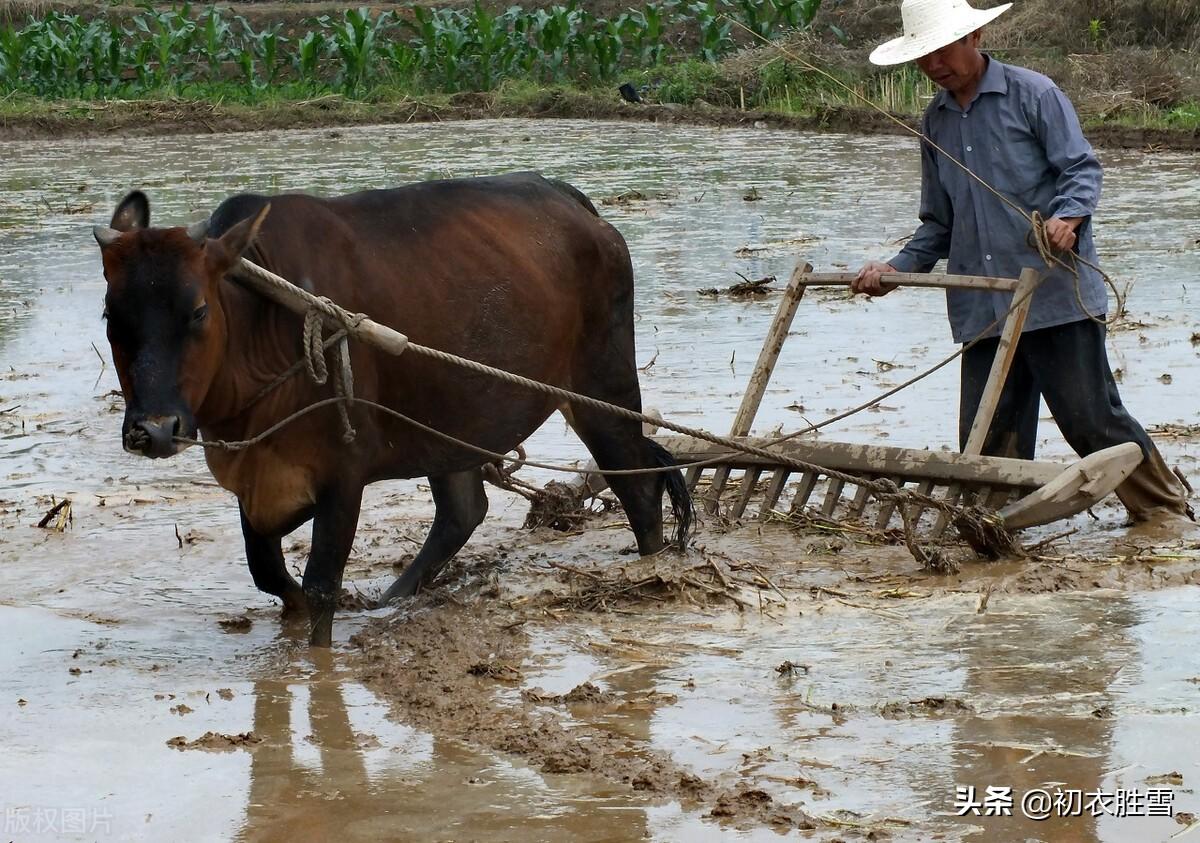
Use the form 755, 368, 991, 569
94, 191, 267, 458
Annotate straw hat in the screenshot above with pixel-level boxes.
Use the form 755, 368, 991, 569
869, 0, 1012, 66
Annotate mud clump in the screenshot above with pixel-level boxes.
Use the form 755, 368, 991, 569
879, 696, 974, 718
216, 616, 252, 633
708, 786, 818, 829
522, 681, 616, 706
167, 731, 262, 751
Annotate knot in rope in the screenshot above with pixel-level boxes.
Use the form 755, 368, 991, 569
302, 298, 364, 444
1028, 210, 1055, 269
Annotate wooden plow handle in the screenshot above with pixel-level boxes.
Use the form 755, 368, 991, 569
798, 271, 1021, 293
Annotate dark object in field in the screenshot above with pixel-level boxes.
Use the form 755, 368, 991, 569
93, 174, 693, 648
618, 83, 642, 103
697, 274, 777, 298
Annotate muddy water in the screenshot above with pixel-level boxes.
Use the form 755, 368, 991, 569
0, 119, 1198, 842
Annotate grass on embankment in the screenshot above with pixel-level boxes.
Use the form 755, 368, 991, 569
2, 58, 1197, 145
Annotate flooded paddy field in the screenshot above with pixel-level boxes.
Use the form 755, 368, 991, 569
1, 119, 1199, 842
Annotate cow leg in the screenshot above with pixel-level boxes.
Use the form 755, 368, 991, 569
567, 406, 671, 556
379, 468, 488, 605
240, 504, 306, 616
304, 483, 364, 648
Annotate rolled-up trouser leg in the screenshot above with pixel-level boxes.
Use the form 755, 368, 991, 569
1018, 319, 1191, 522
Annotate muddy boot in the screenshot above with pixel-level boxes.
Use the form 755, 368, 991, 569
1114, 444, 1195, 524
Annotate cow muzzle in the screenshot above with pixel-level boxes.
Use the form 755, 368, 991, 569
124, 415, 188, 458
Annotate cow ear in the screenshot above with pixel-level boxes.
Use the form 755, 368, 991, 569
205, 204, 270, 275
111, 191, 150, 231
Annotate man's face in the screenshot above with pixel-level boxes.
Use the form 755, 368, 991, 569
916, 31, 983, 95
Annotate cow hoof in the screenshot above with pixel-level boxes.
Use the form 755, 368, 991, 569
281, 591, 308, 618
377, 577, 420, 608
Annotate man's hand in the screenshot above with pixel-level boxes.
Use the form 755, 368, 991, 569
852, 261, 899, 297
1045, 217, 1082, 252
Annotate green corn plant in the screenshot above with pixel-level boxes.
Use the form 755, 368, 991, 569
0, 25, 25, 90
432, 13, 469, 91
130, 38, 156, 90
583, 17, 624, 82
466, 2, 523, 90
690, 0, 733, 63
383, 39, 419, 86
507, 11, 539, 77
531, 4, 583, 81
793, 0, 823, 29
236, 17, 288, 87
132, 3, 198, 87
22, 13, 102, 96
294, 29, 328, 85
731, 0, 772, 40
327, 8, 389, 94
198, 5, 233, 77
82, 19, 126, 91
621, 5, 668, 67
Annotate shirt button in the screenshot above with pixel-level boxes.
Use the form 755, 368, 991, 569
966, 145, 973, 152
962, 113, 968, 119
985, 254, 993, 261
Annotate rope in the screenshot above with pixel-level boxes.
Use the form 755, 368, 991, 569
725, 17, 1127, 326
187, 258, 1024, 558
178, 395, 972, 524
300, 298, 361, 443
185, 268, 987, 525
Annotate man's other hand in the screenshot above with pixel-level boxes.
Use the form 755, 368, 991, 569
853, 261, 899, 296
1045, 217, 1082, 252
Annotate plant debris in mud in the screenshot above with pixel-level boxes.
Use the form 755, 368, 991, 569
521, 480, 611, 531
166, 731, 262, 751
775, 660, 810, 676
599, 189, 671, 206
467, 660, 522, 681
542, 554, 762, 612
35, 497, 72, 531
697, 274, 777, 298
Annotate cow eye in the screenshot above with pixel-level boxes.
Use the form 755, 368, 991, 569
191, 304, 208, 324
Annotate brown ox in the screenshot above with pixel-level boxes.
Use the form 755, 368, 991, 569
94, 173, 692, 646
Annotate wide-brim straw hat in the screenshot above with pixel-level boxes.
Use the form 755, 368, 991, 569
870, 0, 1013, 66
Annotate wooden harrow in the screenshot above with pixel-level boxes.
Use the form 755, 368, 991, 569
654, 262, 1143, 540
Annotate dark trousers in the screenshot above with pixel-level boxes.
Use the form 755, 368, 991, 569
960, 319, 1190, 520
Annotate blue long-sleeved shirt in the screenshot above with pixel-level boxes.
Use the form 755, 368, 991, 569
889, 56, 1108, 343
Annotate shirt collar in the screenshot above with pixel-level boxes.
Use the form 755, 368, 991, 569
935, 54, 1008, 111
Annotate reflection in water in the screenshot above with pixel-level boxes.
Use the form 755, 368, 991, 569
243, 676, 369, 842
949, 598, 1137, 842
240, 670, 655, 843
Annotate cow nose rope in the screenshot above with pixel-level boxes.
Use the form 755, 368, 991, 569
302, 300, 361, 444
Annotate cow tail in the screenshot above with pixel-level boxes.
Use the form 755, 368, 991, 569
647, 439, 693, 551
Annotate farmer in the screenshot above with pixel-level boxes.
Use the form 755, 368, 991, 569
853, 0, 1191, 525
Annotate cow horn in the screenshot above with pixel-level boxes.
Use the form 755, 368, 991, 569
186, 219, 210, 243
93, 225, 122, 247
